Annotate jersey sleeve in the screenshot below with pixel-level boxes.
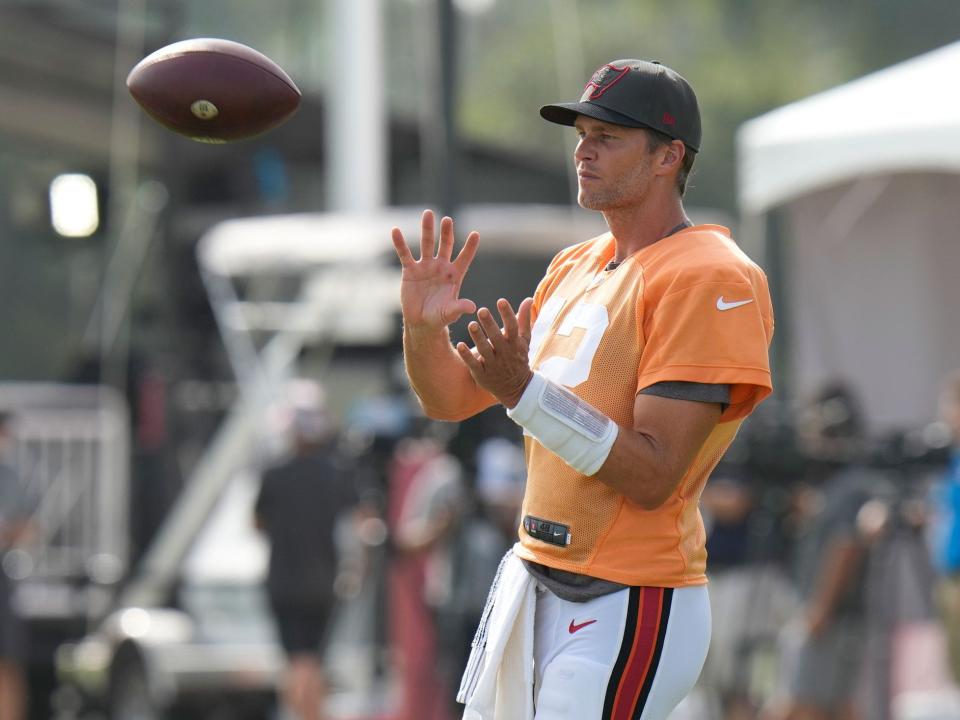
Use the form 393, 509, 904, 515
639, 381, 731, 406
637, 262, 774, 422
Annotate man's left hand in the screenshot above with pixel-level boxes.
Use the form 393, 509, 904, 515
455, 297, 534, 409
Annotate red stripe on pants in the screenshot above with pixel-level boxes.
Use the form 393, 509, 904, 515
610, 586, 665, 720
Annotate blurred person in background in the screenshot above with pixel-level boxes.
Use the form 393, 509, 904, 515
254, 382, 360, 720
765, 384, 881, 720
387, 421, 466, 720
0, 413, 35, 720
697, 468, 756, 718
393, 58, 774, 718
437, 430, 526, 713
472, 433, 526, 545
927, 369, 960, 683
696, 463, 798, 720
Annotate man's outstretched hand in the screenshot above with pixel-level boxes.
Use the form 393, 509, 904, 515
456, 297, 535, 409
391, 210, 479, 332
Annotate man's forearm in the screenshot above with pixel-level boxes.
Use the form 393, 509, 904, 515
403, 324, 496, 420
506, 375, 721, 510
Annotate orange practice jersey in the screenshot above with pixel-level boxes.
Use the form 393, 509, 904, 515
513, 225, 774, 587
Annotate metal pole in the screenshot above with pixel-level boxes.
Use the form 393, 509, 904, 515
549, 0, 586, 208
418, 0, 460, 217
326, 0, 387, 213
436, 0, 459, 217
99, 0, 147, 388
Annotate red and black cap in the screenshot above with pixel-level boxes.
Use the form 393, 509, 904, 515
540, 59, 701, 153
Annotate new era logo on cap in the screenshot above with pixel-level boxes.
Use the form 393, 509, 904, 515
540, 58, 702, 153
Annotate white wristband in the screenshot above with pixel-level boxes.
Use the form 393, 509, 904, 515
507, 371, 618, 476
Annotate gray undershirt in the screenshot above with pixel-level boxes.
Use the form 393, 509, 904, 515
522, 381, 731, 602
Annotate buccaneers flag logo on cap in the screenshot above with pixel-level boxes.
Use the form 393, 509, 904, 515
582, 63, 630, 101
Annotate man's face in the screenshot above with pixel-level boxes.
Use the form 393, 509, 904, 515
573, 116, 657, 211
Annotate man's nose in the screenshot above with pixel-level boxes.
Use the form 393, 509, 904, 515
574, 137, 595, 163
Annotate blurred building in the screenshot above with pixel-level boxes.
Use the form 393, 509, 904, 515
0, 0, 571, 382
0, 0, 573, 595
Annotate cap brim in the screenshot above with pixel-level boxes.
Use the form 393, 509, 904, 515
539, 101, 650, 129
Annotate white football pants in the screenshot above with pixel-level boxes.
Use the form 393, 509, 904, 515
533, 583, 711, 720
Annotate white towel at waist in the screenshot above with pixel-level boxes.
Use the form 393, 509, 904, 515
458, 544, 536, 720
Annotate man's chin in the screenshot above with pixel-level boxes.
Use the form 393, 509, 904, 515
578, 193, 606, 211
577, 193, 610, 211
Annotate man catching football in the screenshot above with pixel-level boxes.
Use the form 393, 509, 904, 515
392, 58, 774, 719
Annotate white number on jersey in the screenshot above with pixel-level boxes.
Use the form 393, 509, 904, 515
529, 297, 609, 388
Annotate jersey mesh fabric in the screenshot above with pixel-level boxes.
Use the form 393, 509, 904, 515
514, 225, 774, 587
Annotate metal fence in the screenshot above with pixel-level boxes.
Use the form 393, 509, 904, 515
0, 383, 129, 622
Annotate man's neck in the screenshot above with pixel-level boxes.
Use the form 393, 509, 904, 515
603, 194, 691, 262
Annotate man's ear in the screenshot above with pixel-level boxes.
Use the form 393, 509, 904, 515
657, 140, 686, 176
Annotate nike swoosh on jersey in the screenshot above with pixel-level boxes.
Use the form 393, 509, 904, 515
716, 296, 754, 311
568, 618, 598, 634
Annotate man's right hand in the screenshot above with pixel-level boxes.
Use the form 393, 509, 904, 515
391, 210, 480, 331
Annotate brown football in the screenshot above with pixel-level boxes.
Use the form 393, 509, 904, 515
127, 38, 301, 143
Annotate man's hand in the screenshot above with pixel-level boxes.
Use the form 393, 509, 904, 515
455, 297, 535, 408
391, 210, 479, 332
393, 210, 498, 421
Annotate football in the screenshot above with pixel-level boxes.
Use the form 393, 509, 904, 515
126, 38, 301, 143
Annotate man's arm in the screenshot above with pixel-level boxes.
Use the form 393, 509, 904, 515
403, 325, 496, 421
457, 299, 720, 509
392, 210, 497, 420
593, 393, 720, 509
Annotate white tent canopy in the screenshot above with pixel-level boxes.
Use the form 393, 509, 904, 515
736, 42, 960, 431
738, 41, 960, 214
